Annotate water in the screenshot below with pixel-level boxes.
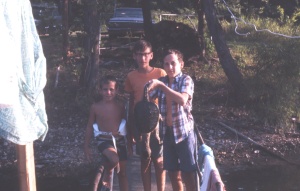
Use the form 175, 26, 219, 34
222, 165, 300, 191
1, 165, 300, 191
0, 176, 85, 191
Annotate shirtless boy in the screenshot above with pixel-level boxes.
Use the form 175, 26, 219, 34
84, 75, 131, 191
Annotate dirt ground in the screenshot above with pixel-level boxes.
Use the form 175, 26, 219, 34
1, 36, 300, 186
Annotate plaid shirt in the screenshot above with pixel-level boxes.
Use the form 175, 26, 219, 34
149, 73, 194, 144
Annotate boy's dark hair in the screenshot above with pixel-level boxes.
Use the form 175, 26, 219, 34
99, 75, 118, 89
164, 49, 183, 62
163, 49, 184, 64
132, 40, 152, 53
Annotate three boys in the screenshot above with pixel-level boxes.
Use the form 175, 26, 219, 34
84, 40, 197, 191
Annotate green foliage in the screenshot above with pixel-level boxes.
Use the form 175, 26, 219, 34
223, 17, 300, 129
204, 33, 215, 56
276, 6, 285, 23
215, 0, 300, 24
291, 8, 300, 24
246, 41, 300, 126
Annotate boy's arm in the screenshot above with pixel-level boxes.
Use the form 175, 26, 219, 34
126, 123, 133, 157
121, 93, 133, 157
149, 79, 189, 106
84, 105, 96, 162
126, 93, 135, 144
124, 77, 136, 144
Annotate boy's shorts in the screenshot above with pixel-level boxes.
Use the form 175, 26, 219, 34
97, 136, 127, 161
163, 128, 197, 172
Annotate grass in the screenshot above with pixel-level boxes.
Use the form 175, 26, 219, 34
219, 17, 300, 129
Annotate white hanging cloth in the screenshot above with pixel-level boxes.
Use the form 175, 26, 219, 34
0, 0, 48, 145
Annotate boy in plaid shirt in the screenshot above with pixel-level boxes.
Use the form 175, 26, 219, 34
148, 49, 197, 191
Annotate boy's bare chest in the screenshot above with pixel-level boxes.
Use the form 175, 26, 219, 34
97, 104, 120, 118
95, 104, 122, 132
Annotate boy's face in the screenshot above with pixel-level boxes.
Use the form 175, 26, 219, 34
133, 47, 153, 68
100, 81, 117, 101
163, 53, 183, 78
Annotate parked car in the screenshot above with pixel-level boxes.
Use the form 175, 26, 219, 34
32, 3, 62, 35
107, 7, 148, 38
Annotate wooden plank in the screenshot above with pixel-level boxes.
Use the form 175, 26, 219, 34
16, 142, 36, 191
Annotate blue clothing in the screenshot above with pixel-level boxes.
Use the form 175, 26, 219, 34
198, 144, 214, 170
163, 127, 197, 172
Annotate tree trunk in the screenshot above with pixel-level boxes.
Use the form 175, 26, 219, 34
63, 0, 69, 63
141, 0, 154, 43
203, 0, 244, 96
81, 0, 100, 89
193, 0, 205, 59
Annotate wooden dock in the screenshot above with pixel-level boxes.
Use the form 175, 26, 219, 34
112, 153, 172, 191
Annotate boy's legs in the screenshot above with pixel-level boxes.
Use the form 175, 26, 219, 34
102, 147, 119, 188
163, 129, 197, 191
116, 138, 128, 191
163, 128, 183, 191
97, 137, 121, 189
182, 171, 197, 191
178, 131, 197, 191
141, 157, 165, 191
117, 161, 128, 191
153, 156, 165, 191
92, 161, 105, 191
140, 127, 165, 191
179, 131, 197, 191
141, 157, 151, 191
151, 127, 165, 191
140, 132, 152, 191
168, 171, 183, 191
